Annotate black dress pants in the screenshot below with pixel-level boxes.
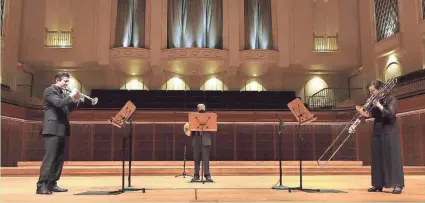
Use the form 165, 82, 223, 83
193, 136, 210, 175
36, 135, 66, 189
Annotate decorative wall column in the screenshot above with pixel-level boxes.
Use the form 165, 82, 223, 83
95, 0, 112, 66
228, 0, 240, 77
150, 0, 163, 71
397, 0, 423, 74
358, 0, 377, 86
277, 0, 291, 67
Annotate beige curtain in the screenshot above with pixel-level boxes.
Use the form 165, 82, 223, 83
115, 0, 146, 47
167, 0, 223, 49
244, 0, 272, 50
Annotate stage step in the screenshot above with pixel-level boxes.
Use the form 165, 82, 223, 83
2, 161, 425, 176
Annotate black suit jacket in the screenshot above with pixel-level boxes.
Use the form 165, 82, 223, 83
41, 85, 78, 136
191, 131, 212, 147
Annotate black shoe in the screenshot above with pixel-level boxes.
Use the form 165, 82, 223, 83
191, 174, 200, 182
368, 186, 383, 192
392, 185, 402, 194
204, 174, 213, 182
36, 186, 52, 195
51, 186, 68, 192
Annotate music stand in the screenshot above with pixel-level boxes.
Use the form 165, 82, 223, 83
286, 98, 320, 193
75, 101, 146, 195
187, 113, 217, 184
272, 113, 290, 190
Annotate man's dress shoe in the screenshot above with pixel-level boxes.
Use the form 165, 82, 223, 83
51, 186, 68, 192
36, 186, 52, 195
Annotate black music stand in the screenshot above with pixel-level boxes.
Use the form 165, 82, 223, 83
187, 113, 217, 184
75, 101, 146, 195
272, 113, 290, 190
175, 144, 192, 178
287, 98, 320, 193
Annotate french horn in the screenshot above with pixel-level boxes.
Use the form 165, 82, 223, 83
184, 122, 191, 136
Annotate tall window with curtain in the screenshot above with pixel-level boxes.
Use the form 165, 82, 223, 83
422, 0, 425, 20
115, 0, 146, 48
0, 0, 5, 37
374, 0, 400, 42
167, 0, 223, 49
244, 0, 272, 50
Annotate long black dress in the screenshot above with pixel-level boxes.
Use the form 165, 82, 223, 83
370, 95, 404, 188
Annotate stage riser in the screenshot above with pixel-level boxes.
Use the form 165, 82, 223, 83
2, 116, 425, 167
2, 167, 425, 176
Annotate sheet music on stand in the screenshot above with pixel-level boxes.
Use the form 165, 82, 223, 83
108, 101, 136, 128
287, 98, 317, 125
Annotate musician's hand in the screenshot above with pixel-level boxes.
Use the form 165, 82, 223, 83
69, 88, 79, 97
72, 92, 80, 103
373, 100, 383, 110
355, 106, 363, 112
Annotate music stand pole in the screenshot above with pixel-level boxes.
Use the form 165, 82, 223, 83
124, 118, 145, 192
175, 144, 192, 178
287, 103, 320, 193
75, 101, 143, 195
272, 114, 289, 190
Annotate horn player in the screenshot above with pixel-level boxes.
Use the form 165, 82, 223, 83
187, 104, 213, 182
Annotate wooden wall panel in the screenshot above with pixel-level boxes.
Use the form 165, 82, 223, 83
331, 125, 357, 161
93, 124, 113, 161
7, 119, 24, 165
235, 124, 254, 161
21, 123, 43, 161
314, 125, 333, 160
401, 114, 423, 166
298, 125, 314, 160
1, 111, 424, 166
255, 124, 274, 161
1, 118, 10, 166
282, 125, 295, 161
356, 122, 372, 165
214, 124, 234, 161
112, 126, 126, 161
69, 124, 93, 161
154, 124, 173, 161
134, 124, 154, 161
421, 113, 425, 166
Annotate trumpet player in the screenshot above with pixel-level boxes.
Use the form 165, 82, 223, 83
36, 72, 80, 195
356, 80, 404, 194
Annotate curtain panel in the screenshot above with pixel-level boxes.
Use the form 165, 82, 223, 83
167, 0, 223, 49
244, 0, 272, 50
115, 0, 146, 48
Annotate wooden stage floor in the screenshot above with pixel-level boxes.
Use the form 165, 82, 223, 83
1, 175, 425, 202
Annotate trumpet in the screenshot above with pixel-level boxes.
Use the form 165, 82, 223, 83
63, 87, 99, 105
316, 78, 397, 167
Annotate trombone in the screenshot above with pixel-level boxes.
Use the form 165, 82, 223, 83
63, 87, 99, 105
316, 78, 397, 167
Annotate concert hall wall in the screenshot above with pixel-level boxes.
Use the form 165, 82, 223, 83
2, 94, 425, 167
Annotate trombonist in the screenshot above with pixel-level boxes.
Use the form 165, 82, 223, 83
36, 72, 80, 195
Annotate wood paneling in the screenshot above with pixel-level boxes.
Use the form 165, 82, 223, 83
1, 120, 424, 166
2, 96, 425, 166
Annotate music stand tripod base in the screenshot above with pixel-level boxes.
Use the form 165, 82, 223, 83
124, 187, 146, 193
288, 187, 320, 193
272, 185, 290, 190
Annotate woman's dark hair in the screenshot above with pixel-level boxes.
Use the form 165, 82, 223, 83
366, 80, 384, 93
